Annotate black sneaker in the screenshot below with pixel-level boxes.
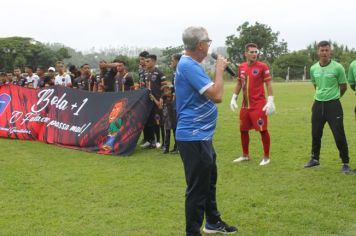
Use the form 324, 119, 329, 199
170, 148, 179, 154
162, 148, 169, 154
304, 159, 320, 168
341, 164, 351, 174
203, 220, 237, 234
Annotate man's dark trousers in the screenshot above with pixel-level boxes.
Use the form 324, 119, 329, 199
177, 140, 221, 236
143, 105, 155, 143
311, 99, 349, 163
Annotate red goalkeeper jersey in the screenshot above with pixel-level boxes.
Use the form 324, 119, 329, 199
237, 61, 272, 109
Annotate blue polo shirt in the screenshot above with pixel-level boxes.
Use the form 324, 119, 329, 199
175, 55, 217, 141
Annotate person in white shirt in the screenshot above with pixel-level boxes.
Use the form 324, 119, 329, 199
25, 65, 40, 89
54, 61, 72, 87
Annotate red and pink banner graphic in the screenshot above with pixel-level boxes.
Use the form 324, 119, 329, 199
0, 84, 152, 155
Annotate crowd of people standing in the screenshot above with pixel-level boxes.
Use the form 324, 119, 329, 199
1, 27, 356, 235
0, 51, 181, 154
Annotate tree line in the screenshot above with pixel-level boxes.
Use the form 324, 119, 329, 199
1, 22, 356, 81
225, 21, 356, 80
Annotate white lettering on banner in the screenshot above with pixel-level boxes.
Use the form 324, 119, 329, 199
47, 120, 70, 131
20, 112, 51, 125
73, 98, 88, 116
31, 89, 89, 116
6, 110, 92, 136
0, 127, 9, 132
7, 87, 92, 136
8, 108, 92, 136
1, 126, 32, 134
0, 126, 31, 134
9, 111, 51, 125
10, 111, 23, 123
9, 128, 31, 134
69, 122, 92, 136
31, 89, 67, 113
46, 120, 91, 136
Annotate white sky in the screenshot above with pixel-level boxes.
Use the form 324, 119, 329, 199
2, 0, 355, 53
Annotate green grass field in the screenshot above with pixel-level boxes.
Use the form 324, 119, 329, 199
0, 82, 355, 236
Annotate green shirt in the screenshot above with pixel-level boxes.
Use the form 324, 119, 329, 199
310, 60, 346, 101
348, 60, 356, 94
108, 118, 122, 133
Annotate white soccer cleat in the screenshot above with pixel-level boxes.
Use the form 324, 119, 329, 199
259, 157, 270, 166
140, 141, 151, 148
155, 142, 162, 149
233, 156, 250, 163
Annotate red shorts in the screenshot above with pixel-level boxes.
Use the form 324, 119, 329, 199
239, 107, 268, 131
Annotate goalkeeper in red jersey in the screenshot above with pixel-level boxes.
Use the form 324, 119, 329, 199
230, 43, 275, 166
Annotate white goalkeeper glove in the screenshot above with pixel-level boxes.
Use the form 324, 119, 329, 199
230, 93, 238, 112
262, 96, 275, 116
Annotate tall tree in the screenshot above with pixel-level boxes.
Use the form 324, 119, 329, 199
272, 52, 313, 80
225, 22, 288, 64
160, 45, 184, 75
0, 37, 70, 72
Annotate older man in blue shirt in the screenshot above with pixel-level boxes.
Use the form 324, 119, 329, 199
175, 26, 237, 236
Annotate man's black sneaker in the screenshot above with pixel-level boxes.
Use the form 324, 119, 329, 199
203, 220, 237, 234
304, 159, 320, 168
341, 164, 351, 174
169, 148, 179, 154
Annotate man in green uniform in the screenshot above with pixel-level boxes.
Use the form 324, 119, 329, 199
348, 60, 356, 119
304, 41, 352, 173
348, 60, 356, 173
348, 60, 356, 92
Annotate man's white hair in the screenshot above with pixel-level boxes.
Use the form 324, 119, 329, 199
182, 26, 208, 51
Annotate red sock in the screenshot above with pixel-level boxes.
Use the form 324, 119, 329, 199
240, 131, 249, 157
260, 130, 270, 158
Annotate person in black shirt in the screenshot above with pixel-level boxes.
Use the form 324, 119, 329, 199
170, 53, 182, 94
138, 51, 149, 89
168, 53, 182, 153
145, 55, 166, 99
74, 64, 95, 91
142, 54, 167, 149
101, 59, 123, 92
123, 66, 134, 91
114, 60, 134, 92
160, 85, 177, 154
0, 72, 8, 85
6, 72, 13, 83
12, 67, 26, 86
137, 51, 151, 146
36, 66, 51, 88
97, 60, 108, 92
69, 65, 80, 85
104, 69, 116, 92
